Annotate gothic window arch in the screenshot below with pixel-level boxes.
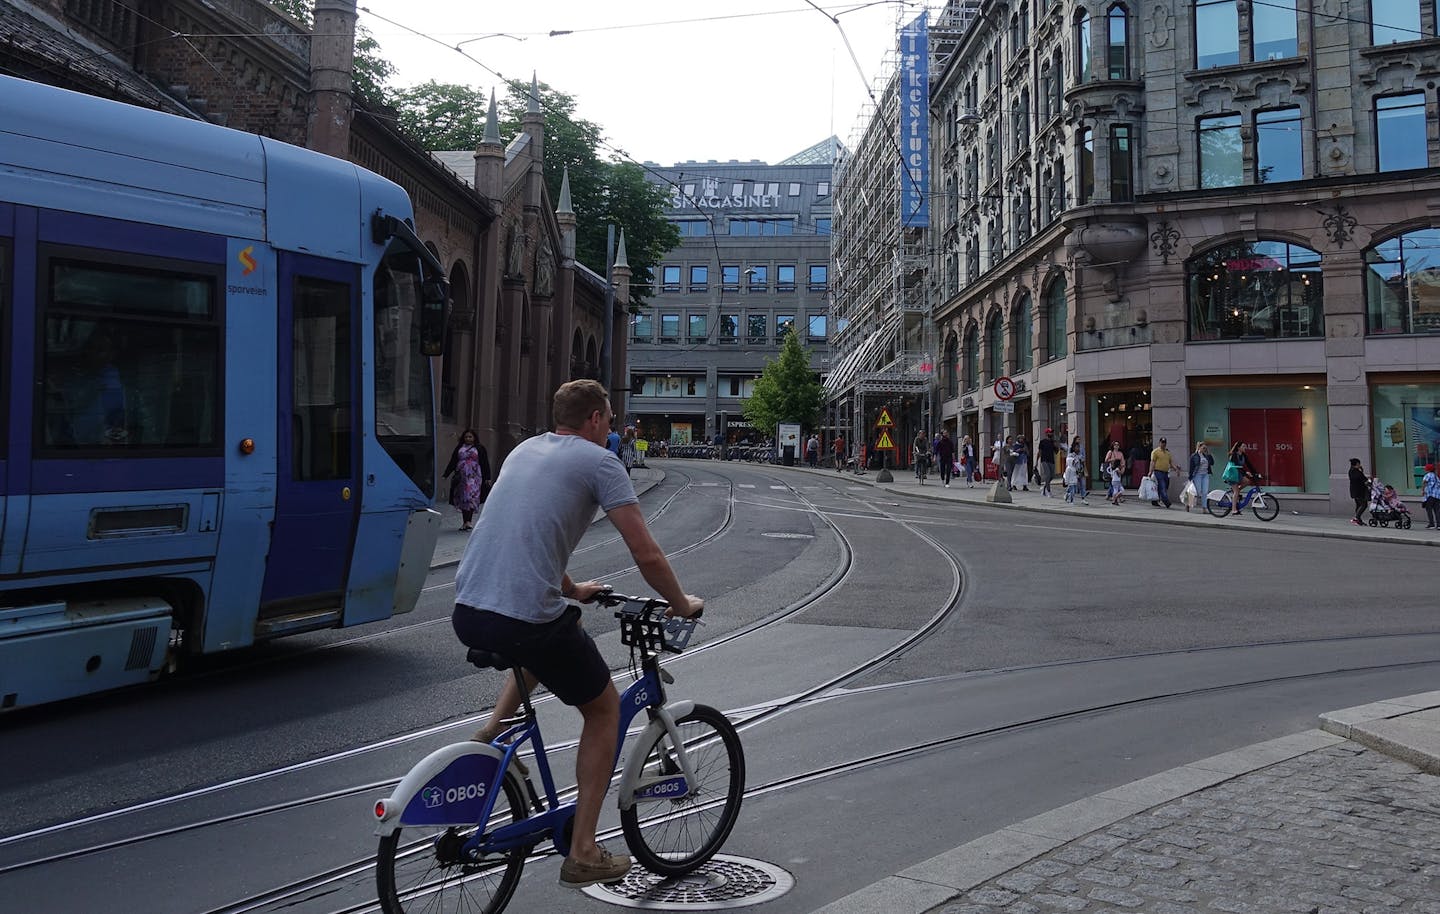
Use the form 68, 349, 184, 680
1187, 239, 1323, 340
1044, 276, 1068, 361
1012, 293, 1034, 372
985, 308, 1005, 379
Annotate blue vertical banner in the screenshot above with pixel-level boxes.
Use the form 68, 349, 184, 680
899, 12, 930, 228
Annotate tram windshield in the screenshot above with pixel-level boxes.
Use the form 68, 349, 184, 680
374, 241, 436, 498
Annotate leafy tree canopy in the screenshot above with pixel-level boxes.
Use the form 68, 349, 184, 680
266, 0, 394, 105
743, 334, 825, 435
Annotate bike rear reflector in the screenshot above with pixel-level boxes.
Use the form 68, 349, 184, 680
374, 800, 388, 819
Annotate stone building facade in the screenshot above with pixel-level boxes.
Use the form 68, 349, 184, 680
3, 0, 625, 466
921, 0, 1440, 512
633, 153, 834, 446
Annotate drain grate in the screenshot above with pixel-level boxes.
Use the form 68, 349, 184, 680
582, 855, 795, 909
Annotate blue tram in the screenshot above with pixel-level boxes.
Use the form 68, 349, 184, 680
0, 76, 448, 709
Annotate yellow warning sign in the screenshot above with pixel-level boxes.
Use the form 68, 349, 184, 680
876, 429, 896, 450
875, 407, 895, 428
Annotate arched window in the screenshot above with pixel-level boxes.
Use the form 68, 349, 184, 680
1075, 11, 1092, 83
1044, 277, 1068, 360
1364, 228, 1440, 334
944, 332, 960, 396
1187, 240, 1323, 340
1013, 293, 1034, 372
1051, 50, 1065, 113
963, 324, 980, 390
986, 309, 1005, 379
1107, 6, 1129, 79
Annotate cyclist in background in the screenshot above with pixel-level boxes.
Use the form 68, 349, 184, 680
1220, 441, 1262, 517
453, 379, 703, 889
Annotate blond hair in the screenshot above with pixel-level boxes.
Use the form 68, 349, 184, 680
553, 379, 609, 429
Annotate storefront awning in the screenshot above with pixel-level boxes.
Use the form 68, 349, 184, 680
825, 313, 900, 397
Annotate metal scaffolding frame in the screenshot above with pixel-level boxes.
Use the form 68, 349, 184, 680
826, 2, 976, 463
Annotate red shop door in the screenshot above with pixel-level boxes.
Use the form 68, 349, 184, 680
1229, 408, 1304, 487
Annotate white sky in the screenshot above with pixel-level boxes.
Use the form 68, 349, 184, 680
356, 0, 929, 167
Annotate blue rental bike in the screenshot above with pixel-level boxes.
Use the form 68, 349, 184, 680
373, 592, 745, 914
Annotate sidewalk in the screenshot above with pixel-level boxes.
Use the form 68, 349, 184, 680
428, 465, 666, 569
817, 693, 1440, 914
780, 461, 1439, 548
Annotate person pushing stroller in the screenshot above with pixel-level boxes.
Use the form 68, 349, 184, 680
1366, 477, 1413, 529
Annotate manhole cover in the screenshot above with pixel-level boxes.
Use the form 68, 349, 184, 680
582, 854, 794, 909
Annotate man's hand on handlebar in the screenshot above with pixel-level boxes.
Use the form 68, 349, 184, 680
570, 580, 609, 604
666, 595, 704, 620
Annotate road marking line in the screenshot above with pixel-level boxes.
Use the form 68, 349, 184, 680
1014, 523, 1152, 537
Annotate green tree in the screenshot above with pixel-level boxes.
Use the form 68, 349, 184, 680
266, 0, 395, 105
390, 81, 489, 150
743, 334, 824, 436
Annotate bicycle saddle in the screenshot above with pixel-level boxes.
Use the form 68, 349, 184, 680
466, 648, 514, 671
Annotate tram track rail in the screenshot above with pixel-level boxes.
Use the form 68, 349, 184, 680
7, 465, 1435, 914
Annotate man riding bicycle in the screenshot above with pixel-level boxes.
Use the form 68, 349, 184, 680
452, 379, 703, 889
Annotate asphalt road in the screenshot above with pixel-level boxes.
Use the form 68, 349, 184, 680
1, 461, 1436, 913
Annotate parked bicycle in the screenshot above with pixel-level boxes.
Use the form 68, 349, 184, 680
1205, 479, 1280, 521
373, 591, 745, 914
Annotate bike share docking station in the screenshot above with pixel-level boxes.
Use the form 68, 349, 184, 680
582, 855, 795, 909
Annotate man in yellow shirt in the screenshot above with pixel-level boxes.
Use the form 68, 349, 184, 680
1149, 437, 1174, 508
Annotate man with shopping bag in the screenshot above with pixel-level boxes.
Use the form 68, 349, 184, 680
1149, 437, 1174, 508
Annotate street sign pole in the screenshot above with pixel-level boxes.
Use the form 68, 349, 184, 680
987, 377, 1016, 504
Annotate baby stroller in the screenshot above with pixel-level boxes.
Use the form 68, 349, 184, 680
1367, 479, 1413, 529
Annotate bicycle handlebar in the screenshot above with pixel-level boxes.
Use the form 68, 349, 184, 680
586, 589, 703, 653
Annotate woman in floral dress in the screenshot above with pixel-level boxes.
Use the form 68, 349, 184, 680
442, 429, 491, 531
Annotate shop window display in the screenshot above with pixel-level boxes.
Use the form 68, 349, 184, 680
1190, 385, 1329, 493
1371, 384, 1440, 494
1188, 240, 1323, 340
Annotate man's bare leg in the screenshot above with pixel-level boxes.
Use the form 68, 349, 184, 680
567, 683, 621, 864
472, 670, 537, 742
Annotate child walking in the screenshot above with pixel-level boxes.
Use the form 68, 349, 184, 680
1107, 458, 1125, 504
1063, 450, 1081, 502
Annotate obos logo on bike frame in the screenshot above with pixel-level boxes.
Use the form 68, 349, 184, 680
401, 753, 500, 826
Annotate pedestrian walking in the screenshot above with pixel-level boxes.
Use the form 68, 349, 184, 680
913, 430, 931, 483
620, 427, 637, 475
442, 428, 492, 531
1010, 436, 1030, 491
1347, 457, 1370, 525
1070, 436, 1089, 500
1187, 441, 1214, 513
1063, 448, 1081, 502
805, 434, 820, 468
935, 430, 955, 487
1149, 437, 1175, 508
959, 435, 977, 486
1036, 429, 1058, 496
1106, 457, 1126, 504
991, 434, 1006, 482
833, 434, 846, 471
1424, 463, 1440, 528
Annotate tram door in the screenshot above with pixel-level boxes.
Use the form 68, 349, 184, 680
260, 254, 361, 615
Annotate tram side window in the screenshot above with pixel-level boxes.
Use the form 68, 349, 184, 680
1, 242, 9, 453
40, 257, 220, 453
292, 277, 351, 480
374, 241, 437, 498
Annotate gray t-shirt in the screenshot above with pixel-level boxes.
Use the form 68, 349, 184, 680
455, 432, 638, 623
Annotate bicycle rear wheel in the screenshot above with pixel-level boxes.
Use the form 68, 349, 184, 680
620, 704, 745, 878
1250, 492, 1280, 521
376, 771, 528, 914
1204, 489, 1232, 518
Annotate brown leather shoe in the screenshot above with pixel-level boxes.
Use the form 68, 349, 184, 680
559, 848, 631, 888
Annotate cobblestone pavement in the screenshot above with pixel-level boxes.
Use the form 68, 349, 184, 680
929, 745, 1440, 914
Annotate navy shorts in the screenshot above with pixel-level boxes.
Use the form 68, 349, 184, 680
452, 603, 611, 707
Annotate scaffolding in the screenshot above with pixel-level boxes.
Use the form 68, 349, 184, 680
826, 2, 976, 465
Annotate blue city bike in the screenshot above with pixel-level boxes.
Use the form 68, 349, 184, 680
373, 593, 745, 914
1205, 477, 1280, 521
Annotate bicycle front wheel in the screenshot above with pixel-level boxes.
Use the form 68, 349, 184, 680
620, 704, 745, 878
1204, 489, 1232, 518
376, 771, 528, 914
1251, 492, 1280, 521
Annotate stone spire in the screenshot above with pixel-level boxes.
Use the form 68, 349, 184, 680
522, 72, 544, 163
614, 229, 630, 271
474, 89, 504, 204
556, 167, 577, 260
